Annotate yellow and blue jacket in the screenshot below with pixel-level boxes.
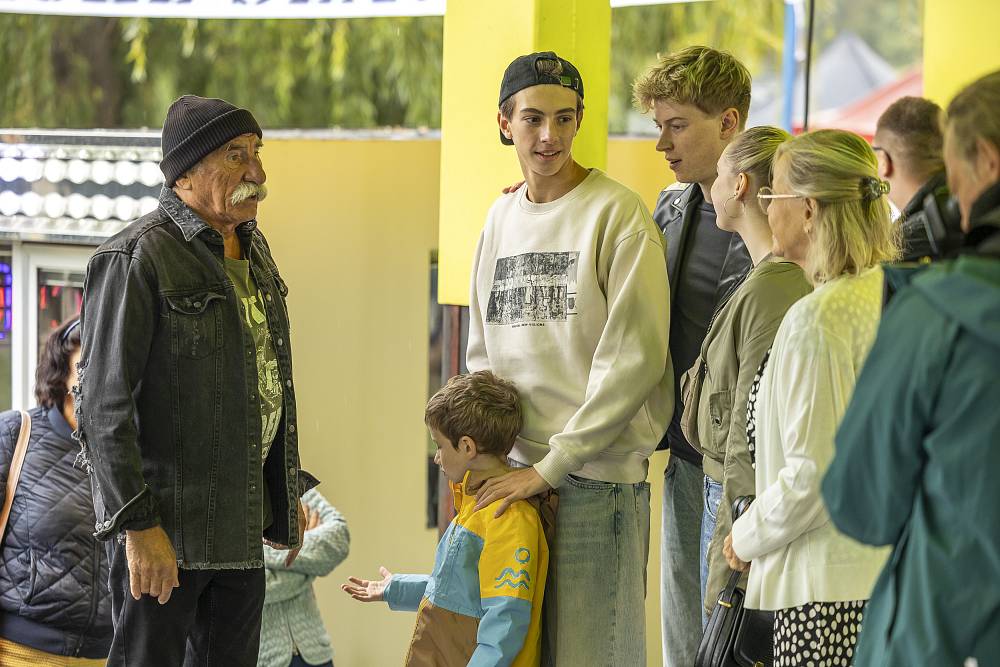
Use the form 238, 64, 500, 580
384, 466, 548, 667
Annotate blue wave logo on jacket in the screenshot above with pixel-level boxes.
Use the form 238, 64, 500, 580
495, 549, 533, 590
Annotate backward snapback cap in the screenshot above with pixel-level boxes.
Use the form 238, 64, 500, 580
160, 95, 262, 186
498, 51, 584, 146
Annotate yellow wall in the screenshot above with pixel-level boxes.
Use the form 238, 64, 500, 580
258, 135, 671, 666
260, 138, 441, 667
923, 0, 1000, 106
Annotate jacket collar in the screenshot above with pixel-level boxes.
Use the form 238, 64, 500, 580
963, 181, 1000, 253
902, 171, 947, 219
47, 405, 74, 440
452, 465, 513, 512
668, 182, 701, 216
158, 186, 258, 244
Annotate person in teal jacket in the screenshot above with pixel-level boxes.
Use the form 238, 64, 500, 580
822, 69, 1000, 667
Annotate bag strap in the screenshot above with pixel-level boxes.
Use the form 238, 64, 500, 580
0, 411, 33, 540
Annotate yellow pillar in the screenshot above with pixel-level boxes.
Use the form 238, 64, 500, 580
437, 0, 611, 305
923, 0, 1000, 107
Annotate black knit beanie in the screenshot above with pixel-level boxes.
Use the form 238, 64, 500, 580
159, 95, 262, 186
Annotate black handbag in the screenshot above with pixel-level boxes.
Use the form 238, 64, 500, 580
695, 496, 774, 667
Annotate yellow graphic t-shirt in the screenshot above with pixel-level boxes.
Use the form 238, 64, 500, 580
224, 256, 283, 463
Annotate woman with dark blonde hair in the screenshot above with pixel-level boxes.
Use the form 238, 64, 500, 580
0, 318, 111, 666
723, 129, 899, 665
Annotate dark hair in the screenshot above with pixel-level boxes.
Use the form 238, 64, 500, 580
876, 96, 945, 180
425, 370, 522, 457
35, 317, 81, 409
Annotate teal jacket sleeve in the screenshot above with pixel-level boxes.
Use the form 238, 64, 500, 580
383, 574, 430, 612
822, 289, 946, 546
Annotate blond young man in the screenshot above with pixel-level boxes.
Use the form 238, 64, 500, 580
470, 52, 672, 665
631, 46, 753, 667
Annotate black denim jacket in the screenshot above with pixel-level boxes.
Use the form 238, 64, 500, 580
77, 187, 317, 569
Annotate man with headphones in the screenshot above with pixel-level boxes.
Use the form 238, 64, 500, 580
873, 96, 963, 262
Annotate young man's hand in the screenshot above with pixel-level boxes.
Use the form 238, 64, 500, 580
125, 525, 180, 605
502, 181, 525, 194
723, 532, 750, 572
474, 467, 551, 517
341, 566, 393, 602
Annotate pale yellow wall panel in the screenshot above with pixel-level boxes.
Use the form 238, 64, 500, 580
924, 0, 1000, 106
607, 136, 675, 212
258, 138, 441, 667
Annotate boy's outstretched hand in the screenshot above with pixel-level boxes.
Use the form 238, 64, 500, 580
341, 566, 393, 602
474, 467, 551, 517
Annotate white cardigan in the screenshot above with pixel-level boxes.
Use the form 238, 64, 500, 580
731, 266, 890, 611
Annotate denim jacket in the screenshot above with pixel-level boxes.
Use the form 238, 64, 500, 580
77, 187, 317, 569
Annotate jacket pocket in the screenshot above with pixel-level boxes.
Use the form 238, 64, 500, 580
704, 389, 732, 461
164, 291, 225, 359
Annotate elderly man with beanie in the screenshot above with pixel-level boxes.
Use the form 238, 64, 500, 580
76, 95, 315, 667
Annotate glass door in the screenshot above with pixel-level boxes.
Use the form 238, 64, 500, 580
12, 243, 95, 409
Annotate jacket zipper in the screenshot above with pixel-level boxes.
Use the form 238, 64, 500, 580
73, 538, 102, 656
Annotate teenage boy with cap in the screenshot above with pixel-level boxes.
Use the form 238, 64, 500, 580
76, 95, 315, 666
471, 52, 673, 666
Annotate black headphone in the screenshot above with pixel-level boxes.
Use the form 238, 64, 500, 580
900, 181, 962, 260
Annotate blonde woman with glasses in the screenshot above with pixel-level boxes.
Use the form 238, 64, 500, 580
680, 126, 812, 624
723, 129, 899, 666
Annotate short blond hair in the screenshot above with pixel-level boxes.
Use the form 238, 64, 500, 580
775, 129, 900, 283
425, 371, 522, 457
632, 46, 751, 128
945, 70, 1000, 161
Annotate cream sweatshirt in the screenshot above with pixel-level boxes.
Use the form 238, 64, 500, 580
467, 169, 673, 486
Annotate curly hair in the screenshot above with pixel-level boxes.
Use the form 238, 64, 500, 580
631, 45, 751, 129
35, 317, 81, 409
425, 370, 522, 457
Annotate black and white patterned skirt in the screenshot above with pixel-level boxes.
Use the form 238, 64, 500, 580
773, 600, 866, 666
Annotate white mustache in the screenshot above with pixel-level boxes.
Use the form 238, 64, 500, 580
230, 182, 268, 206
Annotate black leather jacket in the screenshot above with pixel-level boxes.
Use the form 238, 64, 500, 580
652, 183, 751, 460
0, 407, 111, 659
77, 187, 317, 569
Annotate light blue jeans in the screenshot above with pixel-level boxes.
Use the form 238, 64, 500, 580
700, 475, 724, 626
661, 455, 704, 667
544, 474, 651, 667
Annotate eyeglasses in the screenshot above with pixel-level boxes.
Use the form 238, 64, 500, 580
757, 186, 804, 214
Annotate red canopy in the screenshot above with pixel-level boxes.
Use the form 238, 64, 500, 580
797, 68, 923, 140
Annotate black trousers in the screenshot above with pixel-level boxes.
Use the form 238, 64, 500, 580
106, 539, 265, 667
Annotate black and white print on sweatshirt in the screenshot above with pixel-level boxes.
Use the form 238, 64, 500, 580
486, 251, 580, 326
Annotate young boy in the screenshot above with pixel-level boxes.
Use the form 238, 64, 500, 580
469, 52, 672, 665
342, 371, 547, 667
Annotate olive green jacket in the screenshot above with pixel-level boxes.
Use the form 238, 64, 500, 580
681, 259, 811, 613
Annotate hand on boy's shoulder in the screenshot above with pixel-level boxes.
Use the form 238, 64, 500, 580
474, 467, 551, 518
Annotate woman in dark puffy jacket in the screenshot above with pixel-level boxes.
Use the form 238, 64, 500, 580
0, 318, 111, 665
